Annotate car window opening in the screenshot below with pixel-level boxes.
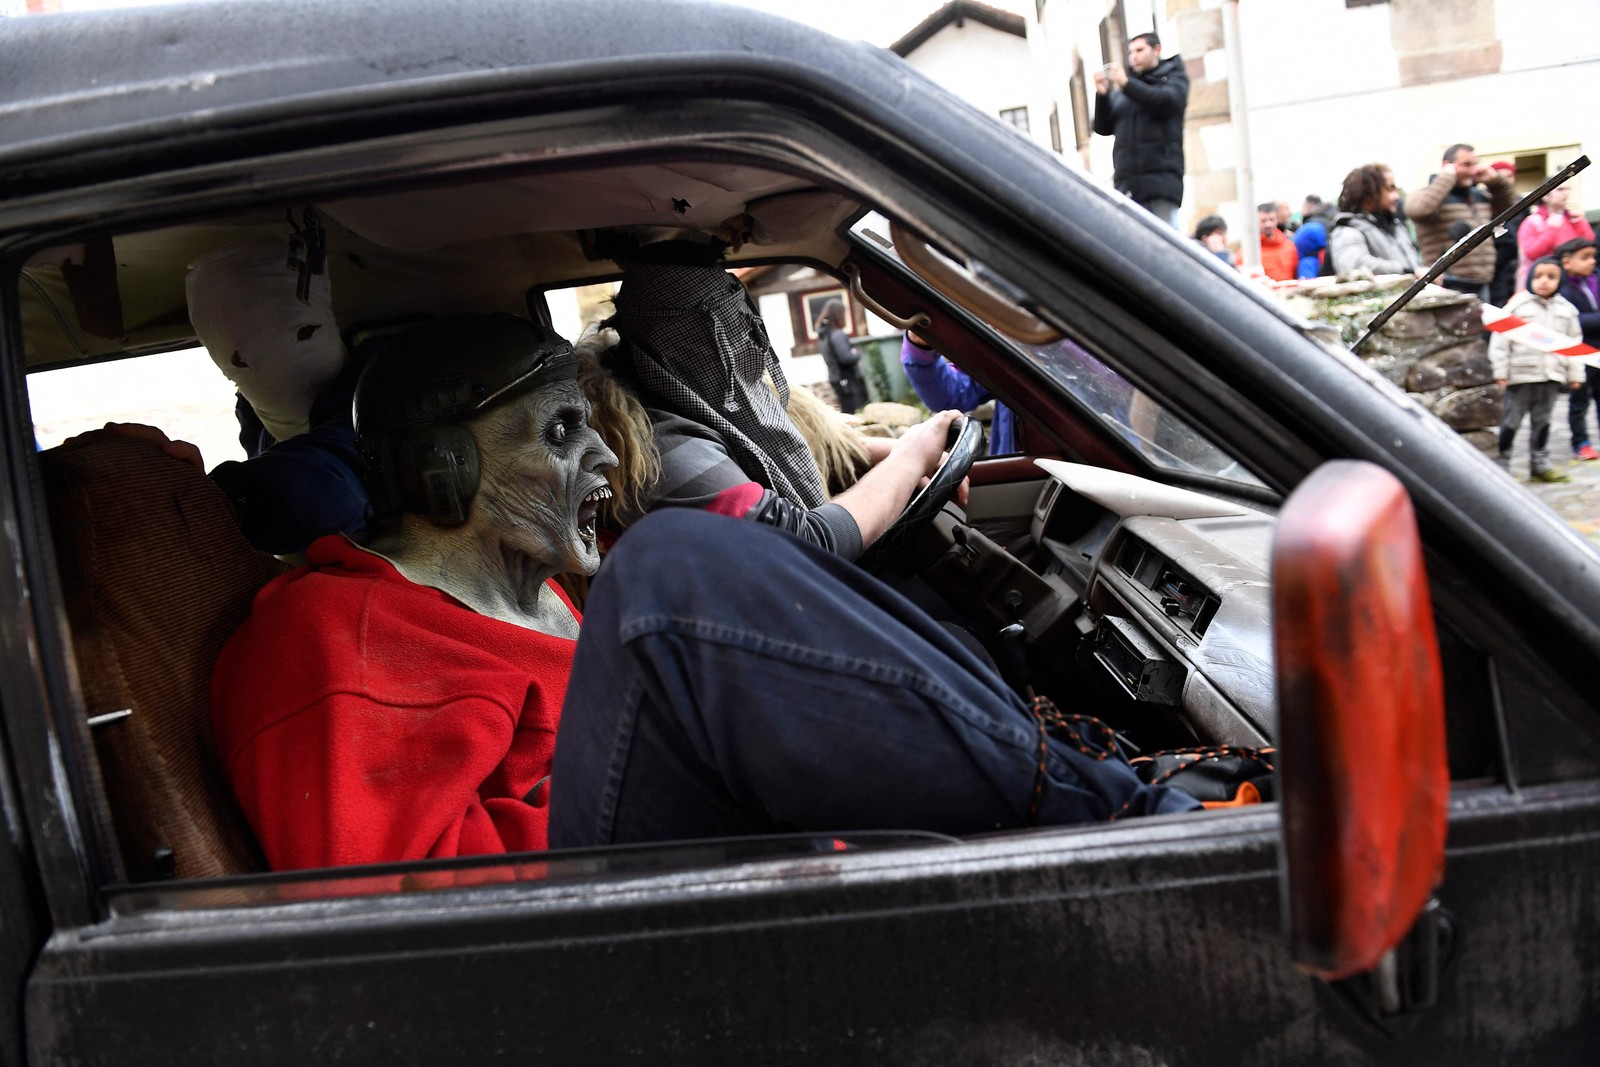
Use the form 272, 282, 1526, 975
22, 166, 1295, 902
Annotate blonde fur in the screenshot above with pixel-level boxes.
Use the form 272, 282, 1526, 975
780, 378, 870, 496
555, 333, 873, 610
573, 328, 660, 523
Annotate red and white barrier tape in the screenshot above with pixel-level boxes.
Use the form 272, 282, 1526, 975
1480, 301, 1599, 364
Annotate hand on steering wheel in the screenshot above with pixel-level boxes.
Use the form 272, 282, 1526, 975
869, 413, 984, 554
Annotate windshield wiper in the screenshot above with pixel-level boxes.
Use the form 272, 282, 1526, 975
1351, 155, 1590, 354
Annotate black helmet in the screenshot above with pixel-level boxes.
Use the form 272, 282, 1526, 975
354, 314, 575, 525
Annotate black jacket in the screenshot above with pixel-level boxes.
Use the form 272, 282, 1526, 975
1489, 207, 1530, 308
1558, 274, 1600, 348
1092, 54, 1190, 205
816, 322, 858, 380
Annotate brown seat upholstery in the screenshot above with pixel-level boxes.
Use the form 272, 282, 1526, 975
41, 430, 289, 881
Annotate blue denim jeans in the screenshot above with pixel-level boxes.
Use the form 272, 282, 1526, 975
1137, 196, 1181, 229
1568, 364, 1600, 451
548, 510, 1199, 848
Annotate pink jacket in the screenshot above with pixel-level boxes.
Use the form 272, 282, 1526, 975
1518, 207, 1595, 289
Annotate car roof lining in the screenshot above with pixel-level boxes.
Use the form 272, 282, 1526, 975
19, 159, 860, 370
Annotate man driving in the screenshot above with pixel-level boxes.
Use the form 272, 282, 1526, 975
607, 256, 963, 559
210, 314, 1199, 872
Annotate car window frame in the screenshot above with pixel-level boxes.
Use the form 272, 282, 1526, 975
0, 106, 1286, 927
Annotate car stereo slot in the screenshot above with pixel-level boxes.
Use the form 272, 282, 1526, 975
1092, 615, 1183, 705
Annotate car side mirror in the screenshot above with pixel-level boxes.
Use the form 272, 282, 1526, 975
1272, 460, 1449, 980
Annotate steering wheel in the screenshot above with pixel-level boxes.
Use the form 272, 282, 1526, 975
869, 413, 984, 555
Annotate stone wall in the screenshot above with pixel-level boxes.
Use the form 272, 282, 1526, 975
1296, 278, 1499, 452
1389, 0, 1502, 86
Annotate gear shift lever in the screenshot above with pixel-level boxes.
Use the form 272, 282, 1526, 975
996, 589, 1035, 700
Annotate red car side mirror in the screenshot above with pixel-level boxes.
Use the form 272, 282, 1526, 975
1273, 460, 1449, 980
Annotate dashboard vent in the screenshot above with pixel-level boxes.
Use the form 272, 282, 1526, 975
1114, 537, 1147, 580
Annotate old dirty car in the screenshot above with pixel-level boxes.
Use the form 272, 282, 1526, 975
2, 1, 1600, 1064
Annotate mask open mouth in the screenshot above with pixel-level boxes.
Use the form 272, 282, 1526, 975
577, 484, 613, 548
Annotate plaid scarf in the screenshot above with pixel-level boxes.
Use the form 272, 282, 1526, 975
612, 262, 826, 508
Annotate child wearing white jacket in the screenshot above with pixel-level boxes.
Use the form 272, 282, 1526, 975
1491, 256, 1586, 482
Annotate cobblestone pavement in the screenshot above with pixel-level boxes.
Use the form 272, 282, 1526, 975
1501, 389, 1600, 552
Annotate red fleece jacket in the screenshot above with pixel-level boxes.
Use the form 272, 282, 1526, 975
210, 535, 576, 871
1256, 229, 1300, 282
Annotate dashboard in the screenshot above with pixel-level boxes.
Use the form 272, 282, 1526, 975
922, 460, 1278, 751
1028, 460, 1276, 746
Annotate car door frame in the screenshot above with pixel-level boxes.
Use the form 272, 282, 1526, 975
3, 24, 1600, 1064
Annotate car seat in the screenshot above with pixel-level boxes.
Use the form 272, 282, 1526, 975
40, 430, 287, 881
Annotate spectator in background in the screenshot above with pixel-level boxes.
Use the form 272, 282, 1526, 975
815, 298, 866, 414
1253, 202, 1299, 281
1556, 237, 1600, 462
1092, 32, 1190, 228
1276, 200, 1299, 234
1517, 182, 1593, 293
1407, 143, 1513, 300
1327, 163, 1421, 278
901, 333, 1017, 455
1486, 160, 1527, 307
1294, 195, 1333, 279
1192, 215, 1234, 267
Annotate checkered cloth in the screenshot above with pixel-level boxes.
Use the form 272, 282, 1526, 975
612, 262, 826, 508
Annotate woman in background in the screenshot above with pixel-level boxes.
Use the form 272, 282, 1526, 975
1327, 163, 1421, 277
815, 297, 867, 414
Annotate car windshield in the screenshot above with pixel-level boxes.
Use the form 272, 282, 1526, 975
850, 211, 1264, 489
1023, 339, 1266, 488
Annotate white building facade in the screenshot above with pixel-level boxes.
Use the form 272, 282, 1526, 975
1022, 0, 1599, 239
891, 2, 1056, 156
1239, 0, 1598, 214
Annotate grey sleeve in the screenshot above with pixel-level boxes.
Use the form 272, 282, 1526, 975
1330, 224, 1411, 276
747, 496, 864, 560
647, 410, 864, 559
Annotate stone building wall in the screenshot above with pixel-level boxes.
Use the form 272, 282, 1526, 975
1166, 1, 1237, 224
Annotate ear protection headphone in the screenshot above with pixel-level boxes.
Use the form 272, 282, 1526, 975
353, 314, 574, 526
366, 420, 483, 527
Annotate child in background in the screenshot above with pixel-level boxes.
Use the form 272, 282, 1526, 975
1556, 237, 1600, 461
1492, 257, 1584, 482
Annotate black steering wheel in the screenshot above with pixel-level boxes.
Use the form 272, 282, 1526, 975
869, 413, 984, 555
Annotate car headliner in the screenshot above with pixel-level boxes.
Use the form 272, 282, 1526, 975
5, 0, 895, 367
17, 162, 859, 368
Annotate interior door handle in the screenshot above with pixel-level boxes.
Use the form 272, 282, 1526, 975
889, 220, 1062, 345
841, 261, 930, 332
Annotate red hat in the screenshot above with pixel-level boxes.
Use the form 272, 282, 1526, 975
1488, 161, 1515, 174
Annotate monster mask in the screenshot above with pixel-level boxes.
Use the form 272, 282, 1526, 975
470, 373, 618, 578
355, 315, 619, 589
